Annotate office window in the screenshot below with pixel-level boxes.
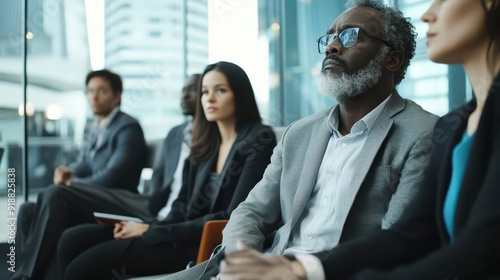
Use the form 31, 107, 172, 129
105, 0, 208, 140
150, 17, 161, 23
149, 31, 162, 37
0, 0, 25, 243
259, 0, 470, 127
0, 0, 209, 212
259, 0, 346, 126
396, 0, 470, 116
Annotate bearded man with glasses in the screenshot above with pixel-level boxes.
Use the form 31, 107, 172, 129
162, 1, 438, 279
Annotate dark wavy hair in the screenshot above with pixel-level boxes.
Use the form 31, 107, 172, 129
482, 0, 500, 75
190, 61, 262, 164
345, 0, 417, 85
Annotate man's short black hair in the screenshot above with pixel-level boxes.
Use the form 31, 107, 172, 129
346, 0, 417, 85
85, 69, 123, 94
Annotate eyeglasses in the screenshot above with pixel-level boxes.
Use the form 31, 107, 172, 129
316, 27, 395, 54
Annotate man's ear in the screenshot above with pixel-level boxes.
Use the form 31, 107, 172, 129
485, 0, 495, 10
112, 92, 122, 106
385, 51, 405, 72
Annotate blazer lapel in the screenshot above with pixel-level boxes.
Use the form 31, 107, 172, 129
193, 155, 215, 195
208, 123, 253, 211
288, 113, 331, 238
436, 101, 474, 239
93, 112, 122, 153
189, 153, 216, 217
455, 99, 487, 233
94, 130, 110, 152
334, 93, 404, 231
87, 128, 99, 151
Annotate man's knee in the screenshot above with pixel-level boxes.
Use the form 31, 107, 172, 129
43, 185, 72, 202
18, 201, 36, 216
18, 202, 36, 229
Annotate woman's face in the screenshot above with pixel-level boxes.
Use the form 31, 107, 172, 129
201, 70, 236, 123
422, 0, 489, 64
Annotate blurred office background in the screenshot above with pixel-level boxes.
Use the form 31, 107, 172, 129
0, 0, 471, 244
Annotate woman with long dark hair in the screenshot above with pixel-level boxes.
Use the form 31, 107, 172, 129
57, 61, 276, 279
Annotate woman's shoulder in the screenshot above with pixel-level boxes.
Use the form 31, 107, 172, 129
436, 99, 475, 130
240, 122, 274, 137
245, 121, 272, 130
237, 122, 277, 147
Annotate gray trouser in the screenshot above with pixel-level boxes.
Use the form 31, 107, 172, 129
160, 249, 224, 280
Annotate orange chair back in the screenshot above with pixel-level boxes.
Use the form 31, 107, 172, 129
196, 220, 228, 264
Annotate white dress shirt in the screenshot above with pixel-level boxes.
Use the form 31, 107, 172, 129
156, 121, 192, 220
284, 95, 391, 280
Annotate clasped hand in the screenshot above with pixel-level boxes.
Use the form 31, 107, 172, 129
216, 242, 305, 280
53, 166, 72, 186
113, 221, 150, 239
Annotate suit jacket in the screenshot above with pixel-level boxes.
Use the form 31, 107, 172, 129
148, 122, 188, 216
222, 93, 438, 254
69, 111, 147, 193
320, 75, 500, 280
141, 122, 277, 246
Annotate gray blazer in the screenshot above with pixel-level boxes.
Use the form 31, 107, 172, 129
69, 111, 147, 193
222, 93, 438, 254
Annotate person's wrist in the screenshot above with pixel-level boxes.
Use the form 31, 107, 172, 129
283, 254, 307, 280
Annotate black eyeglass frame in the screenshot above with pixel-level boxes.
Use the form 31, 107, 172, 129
316, 27, 396, 54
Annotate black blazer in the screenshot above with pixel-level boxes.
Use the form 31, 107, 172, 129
319, 74, 500, 280
141, 122, 277, 246
69, 111, 147, 193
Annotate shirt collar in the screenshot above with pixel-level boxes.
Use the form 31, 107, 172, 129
327, 94, 392, 134
362, 94, 392, 130
93, 106, 120, 131
183, 118, 193, 143
184, 118, 193, 133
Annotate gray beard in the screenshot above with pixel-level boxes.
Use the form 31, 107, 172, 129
316, 47, 390, 103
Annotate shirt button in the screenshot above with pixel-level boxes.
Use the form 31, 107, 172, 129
307, 235, 312, 240
341, 143, 347, 148
323, 198, 328, 204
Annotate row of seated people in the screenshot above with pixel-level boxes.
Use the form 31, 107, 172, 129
174, 1, 500, 279
13, 63, 277, 280
13, 0, 500, 278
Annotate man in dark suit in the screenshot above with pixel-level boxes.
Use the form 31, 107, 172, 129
11, 72, 200, 280
13, 69, 147, 280
53, 69, 147, 192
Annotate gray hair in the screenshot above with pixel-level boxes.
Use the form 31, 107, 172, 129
345, 0, 417, 85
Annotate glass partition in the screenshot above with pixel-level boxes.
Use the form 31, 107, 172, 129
0, 0, 25, 243
0, 0, 209, 229
25, 0, 90, 194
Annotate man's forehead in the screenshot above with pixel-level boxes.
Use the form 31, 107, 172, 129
329, 6, 384, 33
88, 79, 111, 87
